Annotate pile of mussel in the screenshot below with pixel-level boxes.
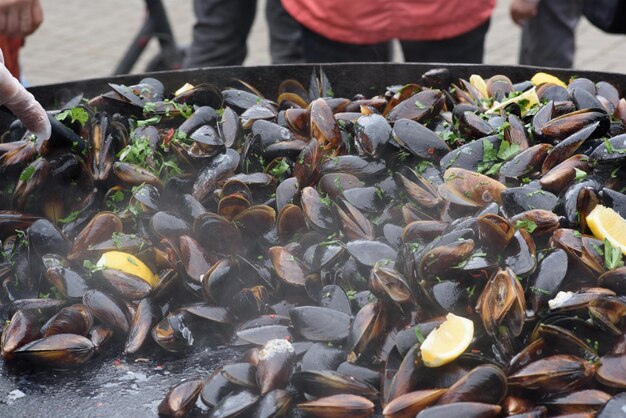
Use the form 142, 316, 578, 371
3, 67, 626, 417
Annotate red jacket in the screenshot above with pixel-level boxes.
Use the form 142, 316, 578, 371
282, 0, 496, 45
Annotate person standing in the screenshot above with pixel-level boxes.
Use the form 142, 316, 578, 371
511, 0, 583, 68
184, 0, 304, 68
281, 0, 496, 64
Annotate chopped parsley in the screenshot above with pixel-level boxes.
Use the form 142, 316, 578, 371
111, 232, 124, 249
515, 219, 537, 233
530, 286, 551, 295
118, 136, 153, 168
497, 141, 520, 161
19, 166, 35, 182
59, 210, 81, 224
604, 239, 624, 270
574, 168, 587, 181
414, 326, 425, 343
83, 260, 104, 273
136, 115, 161, 127
268, 159, 290, 178
56, 107, 89, 127
319, 194, 332, 208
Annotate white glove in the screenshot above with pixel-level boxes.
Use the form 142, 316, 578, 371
0, 48, 50, 142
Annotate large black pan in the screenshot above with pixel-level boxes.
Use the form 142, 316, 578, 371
1, 63, 625, 418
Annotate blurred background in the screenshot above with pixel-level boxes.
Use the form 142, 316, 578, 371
19, 0, 626, 86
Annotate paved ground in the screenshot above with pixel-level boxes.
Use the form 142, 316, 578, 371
19, 0, 626, 86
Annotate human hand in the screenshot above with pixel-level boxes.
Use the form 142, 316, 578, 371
0, 49, 50, 141
511, 0, 539, 26
0, 0, 43, 38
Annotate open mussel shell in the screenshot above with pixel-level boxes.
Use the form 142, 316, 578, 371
476, 267, 525, 354
369, 265, 413, 307
13, 333, 95, 369
158, 377, 205, 418
477, 213, 515, 251
297, 394, 374, 418
151, 309, 195, 353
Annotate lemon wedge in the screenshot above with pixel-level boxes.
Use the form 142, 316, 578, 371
174, 82, 194, 97
586, 205, 626, 255
530, 72, 568, 89
420, 313, 474, 367
486, 87, 539, 116
96, 251, 158, 287
469, 74, 489, 99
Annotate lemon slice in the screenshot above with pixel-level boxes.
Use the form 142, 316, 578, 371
586, 205, 626, 255
486, 87, 539, 116
174, 83, 194, 97
530, 72, 568, 89
420, 313, 474, 367
96, 251, 158, 287
469, 74, 489, 99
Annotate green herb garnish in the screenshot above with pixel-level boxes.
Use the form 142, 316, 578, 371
56, 107, 89, 127
515, 219, 538, 233
19, 166, 35, 182
59, 210, 81, 224
604, 239, 624, 270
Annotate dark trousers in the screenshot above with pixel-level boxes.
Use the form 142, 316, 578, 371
184, 0, 304, 68
301, 19, 491, 64
519, 0, 582, 68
